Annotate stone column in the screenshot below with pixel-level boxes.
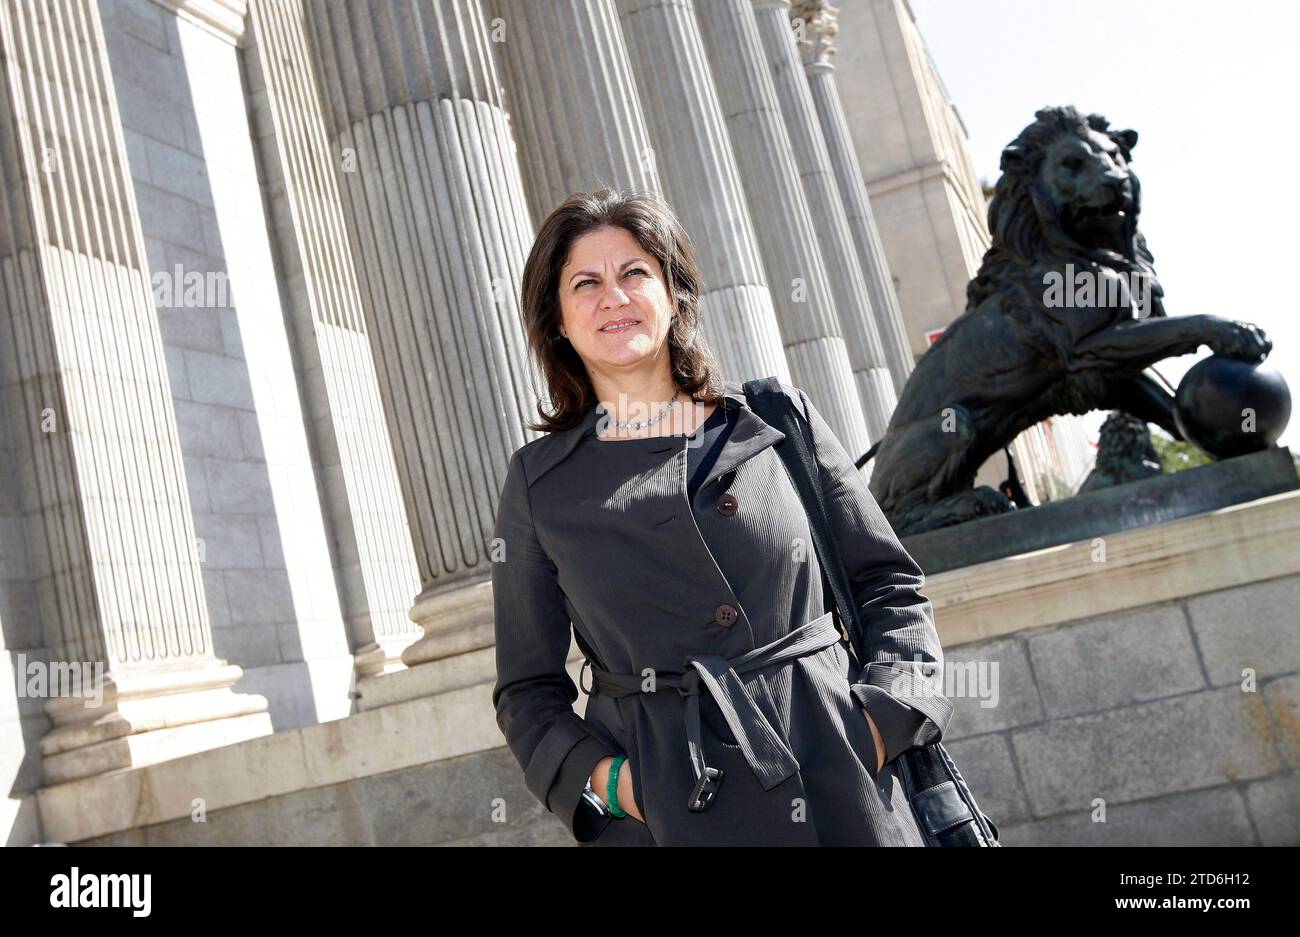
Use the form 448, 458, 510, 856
752, 0, 895, 442
694, 0, 871, 458
244, 0, 422, 683
614, 0, 791, 386
304, 0, 538, 692
0, 0, 269, 784
488, 0, 661, 222
791, 0, 914, 396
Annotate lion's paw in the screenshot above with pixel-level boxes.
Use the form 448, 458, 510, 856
1209, 319, 1271, 361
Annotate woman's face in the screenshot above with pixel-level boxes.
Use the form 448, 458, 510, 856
557, 225, 675, 377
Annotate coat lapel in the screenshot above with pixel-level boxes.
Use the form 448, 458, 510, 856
697, 381, 785, 491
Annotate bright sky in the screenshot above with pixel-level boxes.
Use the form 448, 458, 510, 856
909, 0, 1299, 448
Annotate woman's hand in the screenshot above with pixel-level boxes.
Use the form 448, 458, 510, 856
591, 755, 644, 822
860, 708, 886, 774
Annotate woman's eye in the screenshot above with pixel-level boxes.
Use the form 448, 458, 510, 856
576, 270, 645, 289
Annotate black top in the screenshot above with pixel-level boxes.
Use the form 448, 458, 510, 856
686, 404, 736, 501
592, 402, 737, 502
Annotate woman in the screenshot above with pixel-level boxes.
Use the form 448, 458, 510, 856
491, 189, 953, 846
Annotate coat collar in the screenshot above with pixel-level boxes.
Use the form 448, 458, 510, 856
519, 379, 786, 489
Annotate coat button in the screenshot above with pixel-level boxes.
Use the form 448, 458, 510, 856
716, 492, 738, 516
714, 603, 738, 627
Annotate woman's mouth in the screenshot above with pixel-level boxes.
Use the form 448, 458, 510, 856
599, 318, 639, 333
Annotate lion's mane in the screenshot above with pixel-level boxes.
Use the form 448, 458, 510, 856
965, 106, 1164, 317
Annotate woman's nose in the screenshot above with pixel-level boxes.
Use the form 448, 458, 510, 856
600, 283, 630, 306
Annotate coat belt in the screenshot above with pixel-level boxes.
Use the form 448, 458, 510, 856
587, 610, 842, 812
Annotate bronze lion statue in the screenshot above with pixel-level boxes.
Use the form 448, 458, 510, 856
866, 106, 1271, 536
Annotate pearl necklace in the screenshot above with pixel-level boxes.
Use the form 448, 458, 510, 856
598, 387, 681, 431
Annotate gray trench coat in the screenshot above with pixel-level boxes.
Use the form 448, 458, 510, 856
491, 379, 954, 846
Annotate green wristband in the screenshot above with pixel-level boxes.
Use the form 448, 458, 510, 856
606, 755, 627, 818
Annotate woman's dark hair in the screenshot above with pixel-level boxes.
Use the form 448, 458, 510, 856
519, 188, 725, 432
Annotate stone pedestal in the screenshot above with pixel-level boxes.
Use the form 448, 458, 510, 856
41, 664, 270, 785
352, 580, 497, 711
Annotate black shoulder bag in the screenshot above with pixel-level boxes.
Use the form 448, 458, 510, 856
743, 377, 1001, 847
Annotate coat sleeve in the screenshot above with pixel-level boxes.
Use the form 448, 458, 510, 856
491, 448, 623, 842
795, 387, 955, 768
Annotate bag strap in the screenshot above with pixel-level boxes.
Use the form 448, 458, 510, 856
741, 378, 867, 665
744, 378, 958, 732
743, 381, 999, 846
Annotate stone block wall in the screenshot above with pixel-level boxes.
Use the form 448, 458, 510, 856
943, 575, 1300, 845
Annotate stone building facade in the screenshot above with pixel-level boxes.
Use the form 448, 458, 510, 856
0, 0, 1131, 846
0, 0, 924, 842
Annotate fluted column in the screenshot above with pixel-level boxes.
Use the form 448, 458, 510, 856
488, 0, 660, 221
0, 0, 269, 783
614, 0, 790, 385
791, 0, 914, 397
694, 0, 869, 457
752, 0, 895, 443
245, 0, 422, 682
305, 0, 538, 671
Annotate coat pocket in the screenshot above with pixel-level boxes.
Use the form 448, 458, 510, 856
824, 640, 884, 776
579, 814, 658, 847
